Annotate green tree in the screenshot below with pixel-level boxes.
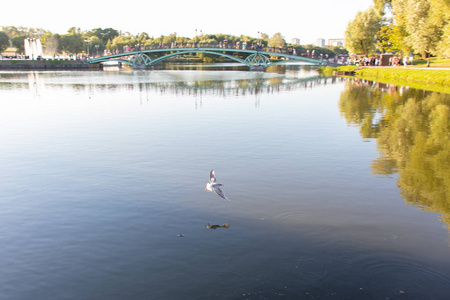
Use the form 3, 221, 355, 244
11, 35, 27, 53
1, 26, 20, 40
159, 33, 177, 44
1, 26, 47, 41
40, 32, 52, 45
373, 0, 392, 14
437, 23, 450, 57
376, 24, 403, 53
345, 7, 383, 54
305, 44, 337, 58
111, 35, 131, 52
106, 39, 112, 51
0, 32, 10, 53
391, 0, 449, 58
67, 27, 81, 35
268, 32, 286, 48
430, 0, 450, 57
87, 36, 104, 56
59, 33, 84, 54
90, 28, 119, 44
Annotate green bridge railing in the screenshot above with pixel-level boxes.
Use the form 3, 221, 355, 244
86, 44, 329, 69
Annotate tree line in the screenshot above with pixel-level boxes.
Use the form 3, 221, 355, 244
0, 26, 347, 59
345, 0, 450, 58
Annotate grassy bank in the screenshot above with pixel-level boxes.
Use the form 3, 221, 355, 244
356, 67, 450, 85
320, 60, 450, 94
354, 68, 450, 94
412, 58, 450, 68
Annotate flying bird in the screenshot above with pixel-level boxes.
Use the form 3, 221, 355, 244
205, 169, 229, 200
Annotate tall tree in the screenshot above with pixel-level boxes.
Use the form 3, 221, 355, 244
59, 33, 84, 53
1, 26, 20, 40
392, 0, 447, 58
67, 27, 81, 35
88, 36, 103, 56
11, 35, 27, 53
376, 24, 403, 53
437, 23, 450, 57
0, 32, 10, 53
373, 0, 392, 14
268, 32, 286, 48
345, 7, 383, 55
432, 0, 450, 57
90, 28, 120, 44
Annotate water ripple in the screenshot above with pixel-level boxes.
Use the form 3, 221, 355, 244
357, 254, 450, 299
275, 212, 330, 234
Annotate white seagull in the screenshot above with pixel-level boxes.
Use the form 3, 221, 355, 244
205, 170, 229, 200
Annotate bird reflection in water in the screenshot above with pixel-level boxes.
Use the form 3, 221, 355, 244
205, 223, 230, 229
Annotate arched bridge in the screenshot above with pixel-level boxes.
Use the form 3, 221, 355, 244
86, 44, 330, 69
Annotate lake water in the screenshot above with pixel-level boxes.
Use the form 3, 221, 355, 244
0, 64, 449, 299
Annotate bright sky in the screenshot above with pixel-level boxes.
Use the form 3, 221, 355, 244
3, 0, 374, 44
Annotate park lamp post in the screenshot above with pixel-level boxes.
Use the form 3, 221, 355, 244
95, 44, 99, 57
195, 29, 202, 42
194, 29, 198, 47
257, 31, 262, 51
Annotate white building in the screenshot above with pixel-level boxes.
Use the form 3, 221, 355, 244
291, 38, 300, 45
315, 38, 325, 47
328, 38, 345, 47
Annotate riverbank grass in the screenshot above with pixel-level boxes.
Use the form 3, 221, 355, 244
322, 59, 450, 94
413, 58, 450, 68
356, 67, 450, 86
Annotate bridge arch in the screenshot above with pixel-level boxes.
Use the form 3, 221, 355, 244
149, 50, 248, 66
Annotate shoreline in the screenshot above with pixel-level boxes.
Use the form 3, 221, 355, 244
321, 65, 450, 94
0, 59, 97, 70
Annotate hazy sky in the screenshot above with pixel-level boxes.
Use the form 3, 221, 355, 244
3, 0, 374, 44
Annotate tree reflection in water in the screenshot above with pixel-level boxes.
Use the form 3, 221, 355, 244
339, 78, 450, 228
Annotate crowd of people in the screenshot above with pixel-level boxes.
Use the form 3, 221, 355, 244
106, 42, 299, 56
348, 55, 413, 67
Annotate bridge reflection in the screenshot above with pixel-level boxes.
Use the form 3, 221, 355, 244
20, 70, 345, 101
107, 73, 344, 100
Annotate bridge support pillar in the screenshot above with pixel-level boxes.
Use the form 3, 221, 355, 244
250, 66, 264, 71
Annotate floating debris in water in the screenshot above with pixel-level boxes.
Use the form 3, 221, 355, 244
205, 223, 230, 229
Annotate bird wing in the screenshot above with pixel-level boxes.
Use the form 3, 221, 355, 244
214, 187, 229, 200
209, 170, 216, 183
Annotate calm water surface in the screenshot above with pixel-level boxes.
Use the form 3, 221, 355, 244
0, 65, 449, 299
